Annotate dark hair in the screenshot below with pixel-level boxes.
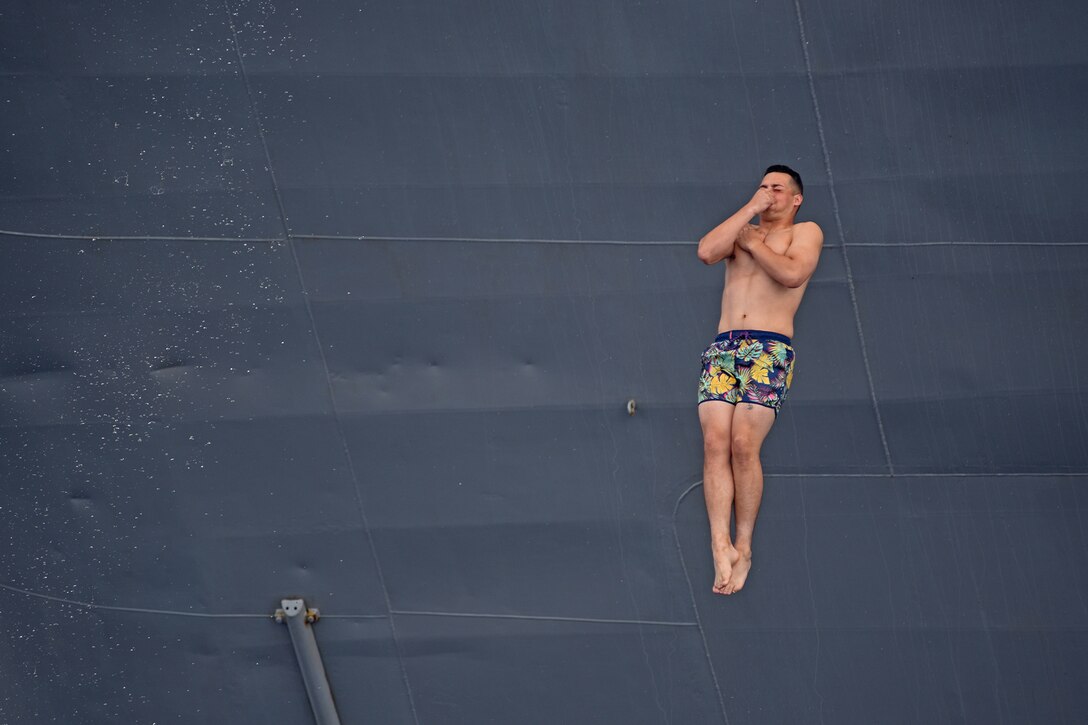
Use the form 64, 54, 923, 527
764, 164, 803, 194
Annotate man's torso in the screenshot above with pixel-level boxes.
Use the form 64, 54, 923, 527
716, 223, 813, 338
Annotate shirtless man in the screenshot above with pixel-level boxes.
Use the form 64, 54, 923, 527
696, 165, 823, 595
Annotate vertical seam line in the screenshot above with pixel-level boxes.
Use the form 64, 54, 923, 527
672, 482, 731, 724
792, 0, 895, 476
221, 3, 420, 722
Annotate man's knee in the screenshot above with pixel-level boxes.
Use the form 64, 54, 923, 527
703, 427, 731, 462
731, 428, 762, 464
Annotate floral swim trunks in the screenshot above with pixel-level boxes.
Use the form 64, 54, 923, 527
698, 330, 796, 415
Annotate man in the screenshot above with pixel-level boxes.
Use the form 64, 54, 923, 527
696, 165, 823, 595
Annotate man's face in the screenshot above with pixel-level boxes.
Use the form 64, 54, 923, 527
760, 172, 802, 216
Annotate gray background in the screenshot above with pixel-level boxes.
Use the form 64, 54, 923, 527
2, 1, 1086, 723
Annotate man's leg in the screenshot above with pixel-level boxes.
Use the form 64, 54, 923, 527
699, 400, 738, 595
725, 402, 777, 594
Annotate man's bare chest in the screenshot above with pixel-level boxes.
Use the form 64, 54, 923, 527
730, 229, 793, 270
763, 229, 793, 255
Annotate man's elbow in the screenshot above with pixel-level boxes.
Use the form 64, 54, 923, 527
696, 243, 715, 265
783, 270, 811, 288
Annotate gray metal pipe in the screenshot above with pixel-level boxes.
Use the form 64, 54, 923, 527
277, 598, 343, 725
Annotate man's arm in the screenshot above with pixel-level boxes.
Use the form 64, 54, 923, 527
740, 222, 824, 288
697, 188, 774, 265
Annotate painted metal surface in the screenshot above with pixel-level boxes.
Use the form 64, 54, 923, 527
2, 1, 1087, 722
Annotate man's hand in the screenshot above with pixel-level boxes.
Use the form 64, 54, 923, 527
697, 188, 772, 265
736, 225, 767, 253
743, 221, 824, 288
747, 187, 774, 216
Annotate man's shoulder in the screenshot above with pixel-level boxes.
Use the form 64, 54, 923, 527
791, 221, 824, 244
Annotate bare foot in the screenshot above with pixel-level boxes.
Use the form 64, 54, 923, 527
712, 546, 740, 595
724, 550, 752, 594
